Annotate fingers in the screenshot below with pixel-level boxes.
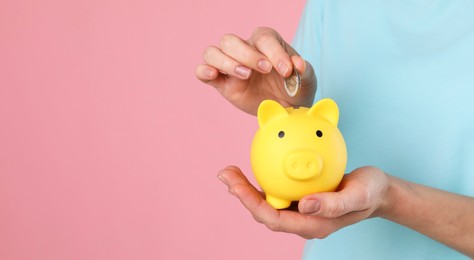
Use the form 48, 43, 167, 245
199, 32, 277, 81
217, 165, 253, 190
299, 192, 366, 218
217, 166, 337, 239
291, 55, 306, 76
202, 45, 253, 80
217, 166, 276, 223
195, 64, 218, 82
249, 27, 294, 77
197, 28, 297, 83
216, 166, 387, 239
220, 34, 273, 74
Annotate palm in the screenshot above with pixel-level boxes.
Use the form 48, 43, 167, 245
218, 166, 389, 239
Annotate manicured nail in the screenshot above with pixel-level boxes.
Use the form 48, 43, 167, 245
217, 173, 229, 185
301, 199, 321, 214
277, 61, 289, 77
235, 65, 251, 79
204, 68, 215, 78
258, 59, 272, 73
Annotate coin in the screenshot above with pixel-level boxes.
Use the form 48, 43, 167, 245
283, 68, 301, 97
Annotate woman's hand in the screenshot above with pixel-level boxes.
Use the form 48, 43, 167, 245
217, 165, 391, 239
196, 27, 316, 115
218, 165, 474, 257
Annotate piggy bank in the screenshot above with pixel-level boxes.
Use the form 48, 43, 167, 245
250, 99, 347, 209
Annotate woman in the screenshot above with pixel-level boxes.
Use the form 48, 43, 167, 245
196, 0, 474, 258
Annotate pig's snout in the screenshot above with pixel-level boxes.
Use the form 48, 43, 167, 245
284, 151, 322, 181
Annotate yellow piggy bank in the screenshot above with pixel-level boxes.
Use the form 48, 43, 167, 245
250, 98, 347, 209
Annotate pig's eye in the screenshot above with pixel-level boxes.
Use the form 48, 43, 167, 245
316, 130, 323, 138
278, 131, 285, 138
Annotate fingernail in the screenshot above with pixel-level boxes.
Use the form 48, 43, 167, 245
204, 68, 215, 78
277, 61, 289, 77
301, 199, 321, 214
235, 65, 251, 79
257, 59, 272, 73
217, 173, 229, 185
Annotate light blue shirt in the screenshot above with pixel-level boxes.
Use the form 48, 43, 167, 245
293, 0, 474, 259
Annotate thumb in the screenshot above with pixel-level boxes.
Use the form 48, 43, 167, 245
299, 191, 368, 218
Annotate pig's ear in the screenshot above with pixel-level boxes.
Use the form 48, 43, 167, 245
257, 100, 288, 127
307, 98, 339, 126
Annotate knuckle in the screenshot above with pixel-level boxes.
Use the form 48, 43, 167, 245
313, 226, 332, 239
326, 199, 346, 218
252, 27, 278, 44
219, 33, 238, 49
314, 231, 330, 239
301, 226, 331, 240
251, 213, 265, 224
264, 221, 281, 233
299, 231, 317, 240
254, 31, 273, 47
252, 27, 275, 39
299, 233, 312, 240
202, 45, 217, 62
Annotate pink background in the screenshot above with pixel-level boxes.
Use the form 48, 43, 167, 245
0, 0, 307, 259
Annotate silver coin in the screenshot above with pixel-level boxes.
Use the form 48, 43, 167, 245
283, 68, 301, 97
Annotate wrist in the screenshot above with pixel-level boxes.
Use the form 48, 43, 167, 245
375, 173, 413, 222
372, 172, 401, 219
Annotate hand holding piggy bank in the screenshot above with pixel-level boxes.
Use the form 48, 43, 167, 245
250, 99, 347, 209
